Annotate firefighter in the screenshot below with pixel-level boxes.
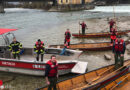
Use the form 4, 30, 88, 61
64, 29, 71, 48
109, 19, 116, 32
34, 39, 45, 62
79, 21, 87, 35
9, 37, 22, 60
113, 36, 126, 69
45, 55, 58, 90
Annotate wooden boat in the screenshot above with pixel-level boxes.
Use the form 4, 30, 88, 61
36, 59, 130, 90
49, 41, 130, 51
0, 28, 83, 76
99, 72, 130, 90
72, 30, 130, 38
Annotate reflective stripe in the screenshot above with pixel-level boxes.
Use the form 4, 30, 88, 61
12, 51, 20, 54
19, 43, 22, 48
35, 50, 38, 52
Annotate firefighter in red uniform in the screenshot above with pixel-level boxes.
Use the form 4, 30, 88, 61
64, 29, 71, 48
110, 26, 117, 43
34, 39, 45, 62
45, 55, 58, 90
113, 37, 126, 69
79, 21, 87, 35
109, 19, 115, 32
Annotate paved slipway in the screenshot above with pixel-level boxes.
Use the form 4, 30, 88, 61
0, 6, 130, 90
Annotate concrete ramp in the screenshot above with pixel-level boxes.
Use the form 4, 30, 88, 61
71, 61, 88, 74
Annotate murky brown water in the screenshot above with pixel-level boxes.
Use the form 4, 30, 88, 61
0, 7, 130, 90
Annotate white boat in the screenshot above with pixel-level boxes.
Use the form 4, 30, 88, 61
0, 28, 83, 76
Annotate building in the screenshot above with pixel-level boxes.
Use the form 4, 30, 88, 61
57, 0, 92, 5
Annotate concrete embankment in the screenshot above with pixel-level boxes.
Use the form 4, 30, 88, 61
48, 4, 95, 12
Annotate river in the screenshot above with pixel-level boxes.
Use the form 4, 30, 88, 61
0, 5, 130, 90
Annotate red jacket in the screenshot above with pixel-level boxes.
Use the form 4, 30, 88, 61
81, 23, 86, 28
46, 60, 58, 77
114, 39, 124, 52
35, 41, 44, 50
109, 20, 115, 26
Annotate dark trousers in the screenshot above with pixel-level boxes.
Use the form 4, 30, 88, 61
64, 39, 70, 46
13, 53, 20, 60
36, 53, 44, 61
48, 77, 57, 90
111, 39, 115, 43
110, 25, 113, 32
82, 28, 85, 35
114, 53, 124, 69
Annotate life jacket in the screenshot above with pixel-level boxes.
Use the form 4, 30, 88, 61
35, 41, 44, 50
81, 23, 86, 28
65, 31, 71, 39
111, 28, 116, 40
47, 60, 58, 77
0, 80, 3, 86
114, 39, 124, 52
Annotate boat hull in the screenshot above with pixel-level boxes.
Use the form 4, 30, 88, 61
83, 67, 129, 90
99, 72, 130, 90
72, 30, 130, 38
0, 59, 76, 76
50, 41, 130, 51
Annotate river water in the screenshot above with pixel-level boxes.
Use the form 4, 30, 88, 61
0, 5, 130, 90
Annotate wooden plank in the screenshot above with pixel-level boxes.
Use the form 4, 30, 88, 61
105, 81, 116, 90
84, 71, 98, 82
111, 74, 130, 90
58, 79, 73, 90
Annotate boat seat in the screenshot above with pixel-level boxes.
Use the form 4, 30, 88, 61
58, 79, 73, 90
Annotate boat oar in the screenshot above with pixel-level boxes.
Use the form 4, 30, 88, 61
89, 62, 130, 85
79, 21, 80, 34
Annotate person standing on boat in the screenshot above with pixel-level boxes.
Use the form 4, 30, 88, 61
45, 55, 58, 90
64, 29, 71, 48
9, 37, 22, 60
109, 19, 116, 32
79, 21, 87, 35
34, 39, 45, 62
110, 26, 117, 43
113, 36, 126, 69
